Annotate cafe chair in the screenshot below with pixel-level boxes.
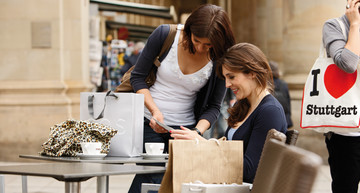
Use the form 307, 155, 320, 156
266, 128, 299, 146
251, 138, 322, 193
141, 183, 161, 193
266, 129, 286, 143
265, 128, 299, 146
285, 129, 299, 145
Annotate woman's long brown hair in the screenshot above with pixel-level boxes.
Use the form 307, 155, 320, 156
182, 4, 235, 61
216, 43, 274, 128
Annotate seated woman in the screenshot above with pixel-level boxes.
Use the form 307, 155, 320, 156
170, 43, 288, 183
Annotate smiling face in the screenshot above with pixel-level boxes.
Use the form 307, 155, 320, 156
190, 34, 212, 54
222, 65, 258, 101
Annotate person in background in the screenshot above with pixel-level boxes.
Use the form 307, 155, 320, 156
120, 41, 145, 76
269, 61, 293, 128
171, 43, 287, 183
129, 4, 235, 193
322, 0, 360, 192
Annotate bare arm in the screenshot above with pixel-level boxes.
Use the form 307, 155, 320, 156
136, 88, 167, 133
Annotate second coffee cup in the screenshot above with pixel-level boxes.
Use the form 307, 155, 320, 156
145, 143, 164, 155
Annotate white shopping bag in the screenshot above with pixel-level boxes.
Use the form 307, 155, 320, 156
181, 182, 250, 193
80, 91, 144, 157
300, 18, 360, 133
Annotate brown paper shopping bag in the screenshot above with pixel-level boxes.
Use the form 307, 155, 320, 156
159, 139, 243, 193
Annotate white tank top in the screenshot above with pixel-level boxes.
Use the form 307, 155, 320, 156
144, 24, 213, 126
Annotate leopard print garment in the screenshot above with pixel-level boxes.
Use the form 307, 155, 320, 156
40, 119, 117, 157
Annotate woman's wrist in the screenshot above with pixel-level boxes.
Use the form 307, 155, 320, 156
191, 127, 202, 136
150, 109, 161, 116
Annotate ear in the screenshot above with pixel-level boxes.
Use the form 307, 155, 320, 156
248, 72, 256, 79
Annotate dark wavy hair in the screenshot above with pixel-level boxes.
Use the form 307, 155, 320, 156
216, 43, 274, 128
182, 4, 235, 61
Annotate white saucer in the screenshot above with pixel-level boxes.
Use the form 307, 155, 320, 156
140, 153, 168, 159
77, 153, 107, 159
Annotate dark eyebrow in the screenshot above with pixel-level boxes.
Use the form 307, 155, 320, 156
193, 37, 200, 42
224, 72, 232, 77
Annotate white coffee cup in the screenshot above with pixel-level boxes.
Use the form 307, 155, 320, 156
145, 143, 164, 155
80, 142, 102, 155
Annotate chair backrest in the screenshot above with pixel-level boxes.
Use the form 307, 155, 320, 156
266, 128, 299, 146
251, 139, 322, 193
271, 143, 322, 193
251, 138, 287, 193
285, 129, 299, 145
266, 129, 286, 143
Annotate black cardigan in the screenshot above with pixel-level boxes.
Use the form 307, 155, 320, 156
130, 24, 226, 126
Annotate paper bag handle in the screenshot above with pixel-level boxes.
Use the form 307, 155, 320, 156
88, 90, 118, 120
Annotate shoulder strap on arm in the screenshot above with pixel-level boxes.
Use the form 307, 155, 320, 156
335, 17, 347, 38
320, 18, 347, 58
153, 24, 177, 67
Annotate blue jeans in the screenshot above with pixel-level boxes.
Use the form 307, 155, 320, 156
128, 119, 195, 193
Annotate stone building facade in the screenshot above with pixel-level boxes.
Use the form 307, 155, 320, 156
0, 0, 345, 162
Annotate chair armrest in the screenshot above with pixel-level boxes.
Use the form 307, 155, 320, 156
141, 183, 161, 193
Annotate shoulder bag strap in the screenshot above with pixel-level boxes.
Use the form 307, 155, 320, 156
153, 24, 178, 67
335, 17, 347, 37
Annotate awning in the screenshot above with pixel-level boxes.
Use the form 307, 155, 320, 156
90, 0, 176, 21
106, 21, 157, 40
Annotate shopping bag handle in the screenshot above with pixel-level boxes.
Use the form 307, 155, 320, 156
88, 90, 118, 120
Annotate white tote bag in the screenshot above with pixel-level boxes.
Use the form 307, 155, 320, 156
80, 91, 144, 157
301, 18, 360, 133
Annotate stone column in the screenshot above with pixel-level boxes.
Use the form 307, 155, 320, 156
0, 0, 92, 161
230, 0, 345, 161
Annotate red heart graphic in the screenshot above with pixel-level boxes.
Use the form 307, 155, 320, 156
324, 64, 357, 99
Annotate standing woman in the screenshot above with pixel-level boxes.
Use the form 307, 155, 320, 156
129, 4, 235, 193
322, 0, 360, 192
171, 43, 287, 183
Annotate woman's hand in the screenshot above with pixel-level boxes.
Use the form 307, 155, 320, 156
149, 110, 168, 133
137, 88, 168, 133
170, 126, 205, 140
345, 0, 360, 56
346, 0, 360, 26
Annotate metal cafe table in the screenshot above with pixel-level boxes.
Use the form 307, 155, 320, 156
20, 154, 168, 164
0, 162, 165, 193
18, 154, 168, 193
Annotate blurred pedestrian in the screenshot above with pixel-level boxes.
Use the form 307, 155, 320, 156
269, 60, 293, 128
120, 41, 145, 76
